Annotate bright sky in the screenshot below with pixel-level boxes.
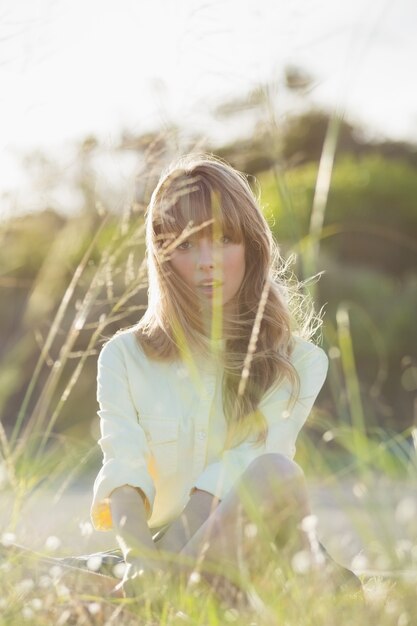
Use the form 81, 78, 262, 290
1, 0, 416, 210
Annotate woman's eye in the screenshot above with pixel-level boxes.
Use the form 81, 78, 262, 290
176, 240, 192, 250
220, 235, 231, 244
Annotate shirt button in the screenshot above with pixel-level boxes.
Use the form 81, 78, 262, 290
197, 430, 207, 440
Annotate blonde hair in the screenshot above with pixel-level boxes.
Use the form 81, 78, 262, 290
135, 154, 320, 449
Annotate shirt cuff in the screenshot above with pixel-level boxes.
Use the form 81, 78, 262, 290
91, 462, 156, 531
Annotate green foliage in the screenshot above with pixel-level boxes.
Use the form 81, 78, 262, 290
258, 154, 417, 433
261, 155, 417, 274
319, 260, 417, 361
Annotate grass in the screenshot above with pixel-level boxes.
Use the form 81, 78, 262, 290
0, 131, 416, 624
0, 516, 416, 625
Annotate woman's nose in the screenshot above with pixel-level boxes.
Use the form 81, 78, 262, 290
197, 239, 214, 269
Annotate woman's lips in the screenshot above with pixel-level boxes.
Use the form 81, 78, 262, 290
197, 282, 223, 296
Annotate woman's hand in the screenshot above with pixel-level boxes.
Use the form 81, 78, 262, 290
110, 484, 163, 597
121, 560, 151, 598
117, 557, 165, 598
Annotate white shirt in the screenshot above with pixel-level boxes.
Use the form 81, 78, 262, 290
90, 329, 329, 531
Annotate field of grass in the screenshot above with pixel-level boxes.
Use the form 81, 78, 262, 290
1, 470, 417, 626
1, 125, 416, 624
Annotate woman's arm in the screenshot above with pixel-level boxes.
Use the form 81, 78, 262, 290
111, 486, 221, 585
91, 338, 156, 532
110, 485, 160, 574
111, 485, 174, 597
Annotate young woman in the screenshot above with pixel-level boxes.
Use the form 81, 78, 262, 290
90, 154, 361, 599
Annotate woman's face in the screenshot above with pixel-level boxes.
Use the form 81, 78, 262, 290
169, 229, 246, 310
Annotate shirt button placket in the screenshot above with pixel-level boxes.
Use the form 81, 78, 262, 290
193, 373, 216, 477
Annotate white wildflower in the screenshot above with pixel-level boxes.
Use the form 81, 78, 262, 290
86, 555, 102, 572
1, 532, 16, 547
328, 346, 341, 359
244, 523, 258, 539
395, 497, 416, 524
29, 598, 43, 611
322, 430, 334, 442
49, 565, 63, 579
363, 580, 389, 606
350, 553, 369, 572
113, 562, 127, 579
16, 578, 35, 594
79, 521, 93, 537
352, 482, 367, 499
55, 584, 70, 598
188, 571, 201, 585
175, 611, 190, 621
38, 575, 52, 588
56, 609, 71, 626
45, 535, 61, 551
22, 606, 34, 620
291, 550, 313, 574
87, 602, 101, 615
300, 514, 318, 534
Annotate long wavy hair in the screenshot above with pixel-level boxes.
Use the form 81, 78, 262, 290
135, 154, 321, 449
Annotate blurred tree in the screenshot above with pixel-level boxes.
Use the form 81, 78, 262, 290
260, 155, 417, 275
212, 65, 417, 175
280, 110, 365, 166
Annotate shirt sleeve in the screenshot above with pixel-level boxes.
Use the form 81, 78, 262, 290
192, 341, 329, 500
90, 337, 156, 531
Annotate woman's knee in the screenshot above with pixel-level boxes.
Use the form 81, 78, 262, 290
235, 453, 309, 517
242, 453, 306, 491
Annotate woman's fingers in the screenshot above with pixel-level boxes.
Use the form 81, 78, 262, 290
120, 560, 166, 597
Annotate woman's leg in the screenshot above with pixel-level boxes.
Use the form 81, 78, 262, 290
155, 490, 221, 557
180, 453, 310, 567
164, 453, 361, 596
169, 453, 314, 580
